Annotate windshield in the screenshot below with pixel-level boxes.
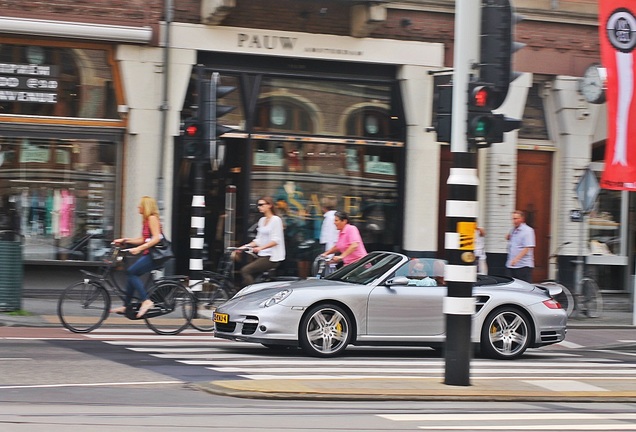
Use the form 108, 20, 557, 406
326, 252, 404, 285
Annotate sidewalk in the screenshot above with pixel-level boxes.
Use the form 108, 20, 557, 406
3, 297, 636, 402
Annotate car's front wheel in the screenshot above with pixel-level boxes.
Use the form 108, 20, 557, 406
299, 304, 351, 357
480, 307, 531, 360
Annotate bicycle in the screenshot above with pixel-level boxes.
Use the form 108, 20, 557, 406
311, 254, 337, 279
577, 273, 603, 319
540, 242, 575, 317
189, 246, 300, 331
57, 245, 195, 335
189, 246, 246, 332
540, 242, 603, 318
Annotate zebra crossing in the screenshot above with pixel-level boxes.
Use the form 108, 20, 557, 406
377, 412, 636, 431
84, 328, 636, 382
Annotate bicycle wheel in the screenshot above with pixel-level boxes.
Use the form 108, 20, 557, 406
190, 278, 234, 332
542, 281, 574, 317
57, 281, 110, 333
144, 282, 195, 335
580, 277, 603, 318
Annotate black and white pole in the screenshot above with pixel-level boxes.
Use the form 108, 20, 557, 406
443, 0, 480, 386
444, 155, 478, 386
189, 161, 206, 291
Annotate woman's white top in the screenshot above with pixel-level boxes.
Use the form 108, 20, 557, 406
255, 215, 286, 262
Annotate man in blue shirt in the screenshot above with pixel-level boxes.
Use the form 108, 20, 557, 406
505, 210, 535, 282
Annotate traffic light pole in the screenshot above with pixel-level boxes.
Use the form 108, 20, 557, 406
185, 71, 206, 291
189, 160, 206, 290
444, 0, 481, 386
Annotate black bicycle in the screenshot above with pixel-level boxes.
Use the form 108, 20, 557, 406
57, 245, 195, 335
540, 241, 603, 318
189, 247, 246, 332
311, 254, 338, 278
189, 246, 300, 331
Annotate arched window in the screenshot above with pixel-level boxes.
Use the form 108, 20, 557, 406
255, 99, 314, 134
346, 108, 390, 138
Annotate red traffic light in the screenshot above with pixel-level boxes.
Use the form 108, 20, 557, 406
470, 85, 493, 109
184, 123, 200, 137
473, 87, 489, 107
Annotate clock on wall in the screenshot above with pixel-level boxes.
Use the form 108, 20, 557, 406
579, 64, 607, 104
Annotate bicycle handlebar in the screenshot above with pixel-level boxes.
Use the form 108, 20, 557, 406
227, 246, 257, 257
549, 241, 573, 259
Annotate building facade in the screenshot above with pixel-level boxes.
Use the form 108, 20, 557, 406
0, 0, 627, 296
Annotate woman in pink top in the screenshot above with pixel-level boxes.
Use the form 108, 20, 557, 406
321, 211, 367, 266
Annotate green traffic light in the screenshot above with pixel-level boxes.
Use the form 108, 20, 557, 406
470, 115, 491, 137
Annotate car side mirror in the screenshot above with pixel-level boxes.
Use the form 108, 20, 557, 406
386, 276, 409, 286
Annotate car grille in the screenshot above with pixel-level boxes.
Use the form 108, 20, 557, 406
540, 330, 561, 343
242, 316, 259, 335
215, 322, 236, 333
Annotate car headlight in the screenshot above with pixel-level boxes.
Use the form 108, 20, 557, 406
260, 289, 292, 308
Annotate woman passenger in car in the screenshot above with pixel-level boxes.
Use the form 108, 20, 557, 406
321, 211, 368, 266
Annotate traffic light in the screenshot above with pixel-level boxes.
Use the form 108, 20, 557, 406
480, 0, 524, 109
434, 84, 453, 143
467, 82, 521, 147
182, 117, 203, 158
467, 83, 496, 145
202, 72, 237, 166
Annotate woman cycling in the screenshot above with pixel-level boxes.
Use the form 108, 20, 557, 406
321, 211, 367, 266
238, 196, 286, 286
111, 196, 164, 318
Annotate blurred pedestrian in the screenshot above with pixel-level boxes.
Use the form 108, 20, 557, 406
505, 210, 535, 282
475, 225, 487, 275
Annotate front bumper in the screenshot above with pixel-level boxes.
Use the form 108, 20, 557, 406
213, 303, 303, 345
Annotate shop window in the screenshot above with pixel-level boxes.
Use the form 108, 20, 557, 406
588, 168, 625, 257
0, 43, 119, 119
256, 77, 393, 138
0, 136, 118, 262
585, 163, 629, 292
250, 138, 401, 278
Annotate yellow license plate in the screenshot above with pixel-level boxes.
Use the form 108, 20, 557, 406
213, 312, 229, 324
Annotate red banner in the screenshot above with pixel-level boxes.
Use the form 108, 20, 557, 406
599, 1, 636, 190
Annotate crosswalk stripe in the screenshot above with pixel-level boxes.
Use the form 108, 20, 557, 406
90, 327, 204, 337
380, 413, 636, 430
153, 358, 630, 369
87, 334, 214, 340
413, 426, 636, 430
199, 366, 636, 375
104, 340, 250, 347
380, 413, 636, 421
556, 340, 584, 349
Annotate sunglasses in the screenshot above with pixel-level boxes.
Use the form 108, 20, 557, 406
257, 202, 267, 206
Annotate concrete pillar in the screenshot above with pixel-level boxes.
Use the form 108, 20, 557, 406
115, 45, 196, 236
398, 65, 440, 255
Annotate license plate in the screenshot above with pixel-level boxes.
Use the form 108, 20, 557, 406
213, 312, 229, 324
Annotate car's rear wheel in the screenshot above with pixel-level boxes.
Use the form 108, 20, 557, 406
299, 304, 351, 357
480, 307, 531, 360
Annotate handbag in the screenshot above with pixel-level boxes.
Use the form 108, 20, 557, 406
150, 236, 175, 264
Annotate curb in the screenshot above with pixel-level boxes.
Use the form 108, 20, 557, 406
191, 379, 636, 402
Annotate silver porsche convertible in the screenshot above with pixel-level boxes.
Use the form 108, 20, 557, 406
214, 251, 567, 359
